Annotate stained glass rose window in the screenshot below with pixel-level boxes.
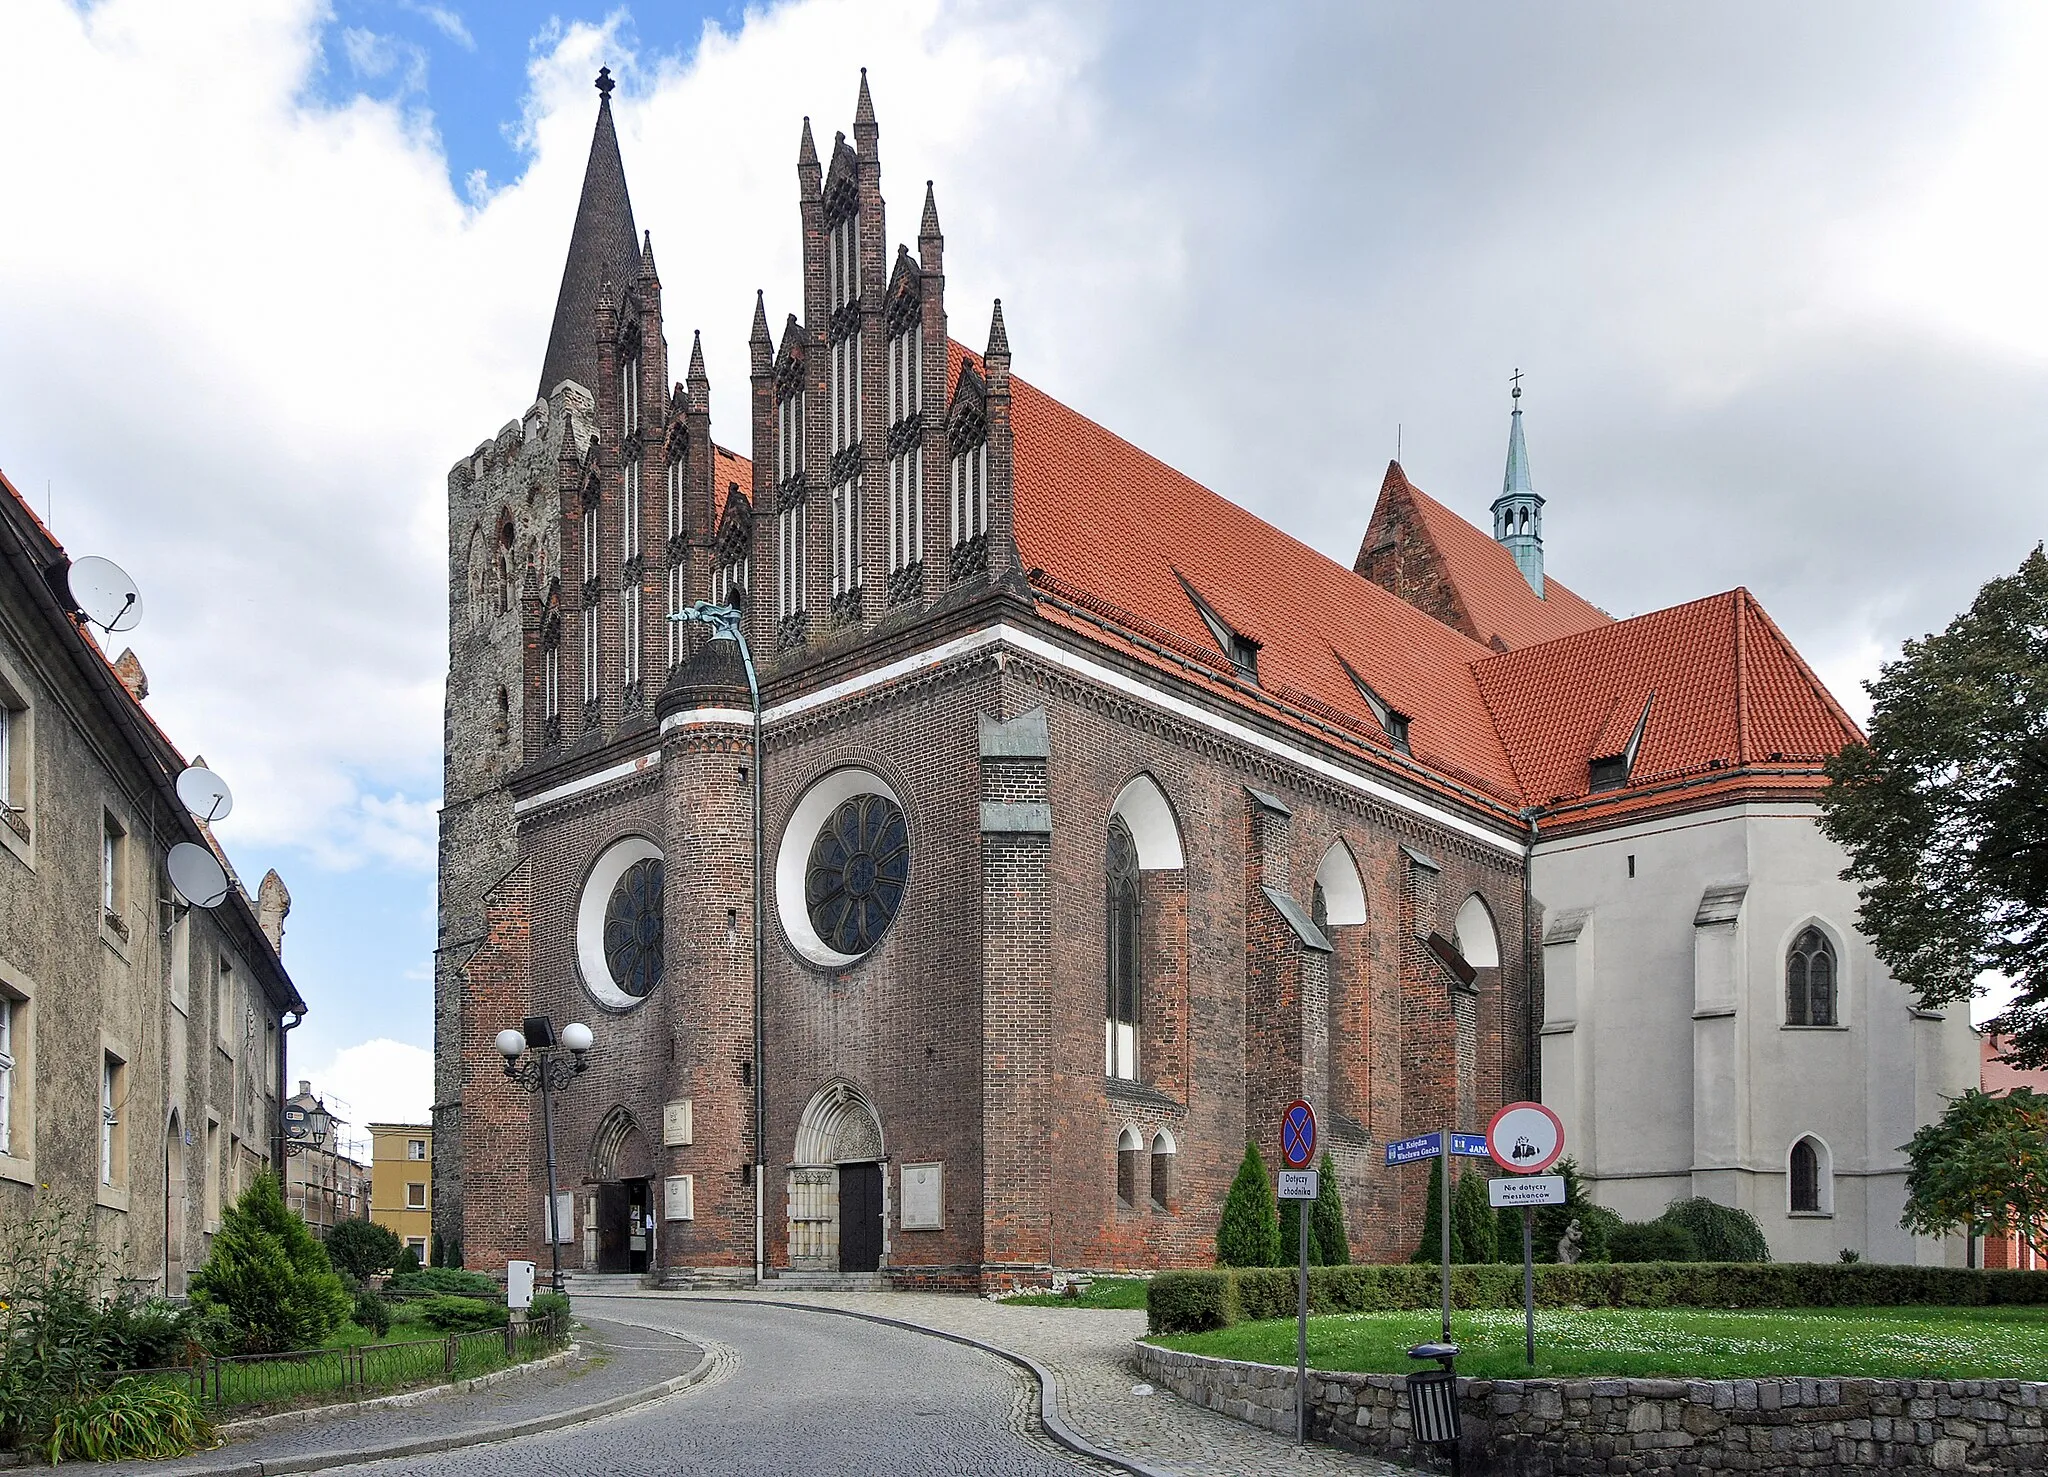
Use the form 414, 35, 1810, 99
804, 793, 908, 957
602, 857, 664, 999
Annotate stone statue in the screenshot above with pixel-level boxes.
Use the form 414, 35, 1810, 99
1557, 1218, 1584, 1265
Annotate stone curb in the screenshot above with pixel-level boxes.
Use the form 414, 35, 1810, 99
606, 1292, 1185, 1477
216, 1343, 583, 1438
128, 1323, 714, 1477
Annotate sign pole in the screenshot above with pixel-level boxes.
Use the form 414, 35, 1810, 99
1523, 1206, 1535, 1365
1296, 1198, 1310, 1444
1440, 1123, 1452, 1344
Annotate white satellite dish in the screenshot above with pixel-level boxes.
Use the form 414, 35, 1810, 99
166, 841, 231, 909
175, 766, 234, 823
67, 556, 143, 633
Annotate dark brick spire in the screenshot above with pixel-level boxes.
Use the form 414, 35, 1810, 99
537, 70, 641, 400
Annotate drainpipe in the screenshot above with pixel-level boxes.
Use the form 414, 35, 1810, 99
275, 1009, 302, 1173
1520, 809, 1539, 1100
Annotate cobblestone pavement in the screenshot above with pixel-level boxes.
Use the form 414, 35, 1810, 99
603, 1291, 1411, 1477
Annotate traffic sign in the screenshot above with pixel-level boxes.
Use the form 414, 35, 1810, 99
1487, 1101, 1565, 1174
1384, 1131, 1441, 1165
1278, 1170, 1319, 1201
1449, 1133, 1490, 1158
1282, 1099, 1317, 1169
1488, 1175, 1565, 1208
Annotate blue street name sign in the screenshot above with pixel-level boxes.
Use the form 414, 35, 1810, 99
1450, 1133, 1491, 1158
1384, 1132, 1442, 1165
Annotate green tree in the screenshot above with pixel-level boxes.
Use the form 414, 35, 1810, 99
1817, 547, 2048, 1064
1409, 1156, 1445, 1264
1278, 1193, 1321, 1266
1658, 1197, 1769, 1263
324, 1219, 404, 1281
1311, 1153, 1350, 1266
1901, 1087, 2048, 1260
1215, 1142, 1281, 1268
189, 1174, 351, 1353
1453, 1171, 1497, 1263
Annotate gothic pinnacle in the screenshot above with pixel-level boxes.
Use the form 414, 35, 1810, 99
751, 289, 771, 345
854, 67, 877, 133
985, 298, 1009, 359
687, 329, 708, 385
639, 228, 657, 281
919, 179, 942, 243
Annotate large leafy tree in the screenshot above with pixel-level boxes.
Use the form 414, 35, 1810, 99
1818, 547, 2048, 1063
1901, 1087, 2048, 1260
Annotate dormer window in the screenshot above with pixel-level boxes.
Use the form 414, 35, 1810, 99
1589, 694, 1653, 793
1175, 573, 1258, 682
1336, 654, 1412, 756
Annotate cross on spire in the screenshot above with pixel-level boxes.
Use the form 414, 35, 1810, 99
1511, 367, 1523, 404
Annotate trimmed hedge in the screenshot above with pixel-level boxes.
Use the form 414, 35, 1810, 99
1147, 1262, 2048, 1334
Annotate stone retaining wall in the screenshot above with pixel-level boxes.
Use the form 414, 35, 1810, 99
1133, 1342, 2048, 1474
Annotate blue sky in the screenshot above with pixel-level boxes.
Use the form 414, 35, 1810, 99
3, 0, 2042, 1134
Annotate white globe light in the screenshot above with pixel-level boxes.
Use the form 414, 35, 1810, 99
495, 1029, 527, 1060
560, 1022, 594, 1053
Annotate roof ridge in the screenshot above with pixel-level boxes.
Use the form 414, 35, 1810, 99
1733, 586, 1865, 746
1732, 588, 1750, 766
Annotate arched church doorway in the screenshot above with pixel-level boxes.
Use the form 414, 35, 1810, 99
789, 1080, 886, 1275
588, 1107, 653, 1274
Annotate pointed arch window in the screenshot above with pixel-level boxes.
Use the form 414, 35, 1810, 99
622, 460, 642, 565
621, 354, 641, 438
777, 393, 805, 485
1790, 1136, 1825, 1213
1115, 1127, 1140, 1208
777, 503, 806, 620
950, 441, 988, 548
828, 214, 860, 312
1106, 816, 1141, 1081
1150, 1130, 1177, 1212
1786, 927, 1837, 1026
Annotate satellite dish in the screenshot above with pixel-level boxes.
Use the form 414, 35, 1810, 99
68, 556, 143, 632
175, 766, 234, 823
166, 841, 231, 908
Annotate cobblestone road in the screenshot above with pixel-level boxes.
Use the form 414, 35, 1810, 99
340, 1300, 1103, 1477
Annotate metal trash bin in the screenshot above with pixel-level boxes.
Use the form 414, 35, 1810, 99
1406, 1341, 1462, 1470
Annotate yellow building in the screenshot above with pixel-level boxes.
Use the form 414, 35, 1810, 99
367, 1122, 433, 1261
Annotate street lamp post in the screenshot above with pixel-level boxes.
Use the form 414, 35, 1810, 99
671, 601, 764, 1285
496, 1017, 593, 1294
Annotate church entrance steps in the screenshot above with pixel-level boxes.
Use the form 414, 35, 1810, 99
762, 1270, 884, 1292
563, 1271, 656, 1294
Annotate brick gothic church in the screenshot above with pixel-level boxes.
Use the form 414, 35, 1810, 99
436, 71, 1966, 1286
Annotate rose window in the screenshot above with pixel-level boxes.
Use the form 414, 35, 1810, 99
804, 793, 909, 957
601, 857, 664, 999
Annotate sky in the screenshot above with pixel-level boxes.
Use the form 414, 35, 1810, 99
1, 1, 2041, 1138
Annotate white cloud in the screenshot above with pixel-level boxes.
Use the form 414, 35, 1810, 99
303, 1038, 434, 1152
400, 2, 475, 51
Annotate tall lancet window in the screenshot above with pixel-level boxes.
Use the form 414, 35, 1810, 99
950, 441, 988, 548
777, 502, 806, 621
1105, 816, 1141, 1081
1786, 927, 1838, 1026
777, 394, 805, 485
581, 611, 599, 709
887, 330, 923, 579
582, 504, 600, 591
664, 461, 684, 668
828, 214, 860, 312
622, 461, 641, 565
543, 639, 560, 730
621, 354, 641, 438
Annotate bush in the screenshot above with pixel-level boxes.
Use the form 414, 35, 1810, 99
1610, 1219, 1699, 1263
1454, 1172, 1498, 1264
395, 1246, 422, 1276
353, 1289, 392, 1339
1144, 1260, 2048, 1334
46, 1379, 213, 1463
1215, 1142, 1281, 1267
326, 1219, 405, 1281
98, 1298, 195, 1371
1659, 1197, 1770, 1263
385, 1267, 502, 1300
1312, 1153, 1350, 1266
528, 1291, 571, 1329
414, 1296, 506, 1333
0, 1199, 112, 1450
188, 1173, 352, 1354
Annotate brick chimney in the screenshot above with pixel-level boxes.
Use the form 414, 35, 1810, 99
112, 647, 148, 701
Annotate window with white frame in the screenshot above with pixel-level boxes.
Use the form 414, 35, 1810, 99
666, 461, 683, 542
582, 614, 600, 706
101, 811, 127, 922
582, 506, 600, 588
777, 503, 806, 619
830, 479, 860, 597
621, 587, 641, 688
622, 461, 641, 563
0, 696, 20, 820
406, 1181, 427, 1209
950, 442, 989, 547
100, 1050, 126, 1186
621, 354, 640, 438
666, 563, 685, 667
407, 1138, 427, 1161
544, 642, 560, 721
0, 991, 16, 1158
828, 214, 860, 311
777, 394, 805, 483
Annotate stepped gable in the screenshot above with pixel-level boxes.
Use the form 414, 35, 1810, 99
957, 344, 1524, 810
1357, 461, 1610, 650
1471, 587, 1862, 825
537, 71, 642, 400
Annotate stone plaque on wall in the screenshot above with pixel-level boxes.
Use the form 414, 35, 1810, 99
663, 1099, 694, 1147
664, 1174, 695, 1222
901, 1161, 943, 1230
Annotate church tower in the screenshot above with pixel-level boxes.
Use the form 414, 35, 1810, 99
1491, 373, 1544, 597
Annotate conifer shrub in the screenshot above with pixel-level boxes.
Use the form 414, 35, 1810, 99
1408, 1157, 1448, 1264
188, 1173, 351, 1354
1215, 1142, 1281, 1268
1311, 1153, 1350, 1266
1453, 1171, 1497, 1264
384, 1267, 501, 1300
325, 1219, 405, 1281
415, 1296, 505, 1333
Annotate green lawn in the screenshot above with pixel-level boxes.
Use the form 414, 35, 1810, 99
1002, 1278, 1151, 1309
1151, 1305, 2048, 1380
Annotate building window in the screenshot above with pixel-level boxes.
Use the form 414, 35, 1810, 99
887, 328, 922, 425
888, 448, 922, 576
100, 1051, 126, 1186
405, 1236, 427, 1258
830, 479, 860, 597
621, 354, 640, 438
0, 991, 16, 1158
831, 335, 862, 453
405, 1181, 427, 1209
777, 394, 805, 484
1790, 1136, 1827, 1214
408, 1138, 427, 1161
622, 460, 641, 563
582, 506, 600, 588
543, 641, 560, 722
1787, 927, 1837, 1026
101, 811, 127, 924
666, 461, 683, 543
203, 1116, 221, 1227
1115, 1128, 1140, 1208
804, 794, 908, 958
582, 614, 599, 707
950, 443, 988, 548
1151, 1129, 1177, 1211
828, 213, 860, 312
1105, 816, 1141, 1081
777, 504, 806, 620
0, 681, 27, 838
666, 563, 685, 668
216, 957, 236, 1054
713, 554, 748, 609
621, 588, 641, 689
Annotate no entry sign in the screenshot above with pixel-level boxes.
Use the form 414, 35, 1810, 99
1282, 1099, 1317, 1169
1487, 1101, 1565, 1175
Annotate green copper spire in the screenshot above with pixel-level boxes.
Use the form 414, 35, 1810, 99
1490, 370, 1545, 597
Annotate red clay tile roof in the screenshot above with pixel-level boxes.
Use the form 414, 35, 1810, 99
713, 444, 752, 496
1398, 476, 1613, 650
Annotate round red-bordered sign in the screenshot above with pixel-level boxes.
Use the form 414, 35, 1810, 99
1487, 1101, 1564, 1174
1281, 1099, 1317, 1169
